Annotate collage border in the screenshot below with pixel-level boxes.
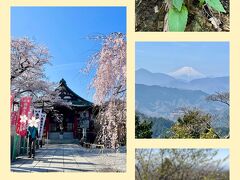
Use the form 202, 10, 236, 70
0, 0, 239, 179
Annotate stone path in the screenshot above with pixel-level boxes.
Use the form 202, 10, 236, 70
11, 144, 126, 172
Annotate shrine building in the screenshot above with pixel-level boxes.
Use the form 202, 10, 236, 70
44, 79, 96, 143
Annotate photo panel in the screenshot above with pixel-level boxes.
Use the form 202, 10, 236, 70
135, 42, 229, 139
135, 148, 229, 179
10, 6, 126, 173
135, 0, 230, 32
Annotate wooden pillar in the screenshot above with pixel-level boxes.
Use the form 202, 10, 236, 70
45, 117, 49, 138
88, 109, 91, 121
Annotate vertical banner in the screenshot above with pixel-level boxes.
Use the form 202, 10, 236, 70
38, 113, 46, 140
45, 117, 49, 133
10, 94, 18, 135
33, 108, 42, 128
33, 108, 42, 119
10, 94, 14, 111
11, 111, 18, 126
16, 96, 32, 136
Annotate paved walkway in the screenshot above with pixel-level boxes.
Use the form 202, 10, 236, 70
11, 144, 126, 172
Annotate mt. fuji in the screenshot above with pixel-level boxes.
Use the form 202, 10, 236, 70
168, 66, 205, 81
136, 68, 229, 94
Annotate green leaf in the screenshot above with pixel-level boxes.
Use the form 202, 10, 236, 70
172, 0, 184, 11
205, 0, 226, 13
168, 6, 188, 32
199, 0, 205, 6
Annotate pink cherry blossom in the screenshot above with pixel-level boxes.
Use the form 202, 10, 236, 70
83, 33, 126, 148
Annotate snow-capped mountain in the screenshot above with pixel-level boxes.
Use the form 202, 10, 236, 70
136, 68, 229, 94
168, 66, 205, 81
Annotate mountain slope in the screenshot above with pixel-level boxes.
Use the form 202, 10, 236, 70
135, 84, 227, 121
189, 77, 229, 93
136, 68, 177, 87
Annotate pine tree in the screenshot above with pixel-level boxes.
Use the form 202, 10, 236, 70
135, 115, 153, 138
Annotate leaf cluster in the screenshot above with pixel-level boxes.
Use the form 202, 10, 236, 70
168, 0, 226, 31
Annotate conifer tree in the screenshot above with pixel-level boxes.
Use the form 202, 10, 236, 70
135, 115, 153, 138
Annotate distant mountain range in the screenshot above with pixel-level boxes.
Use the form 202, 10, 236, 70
136, 68, 229, 94
136, 84, 227, 120
135, 68, 229, 132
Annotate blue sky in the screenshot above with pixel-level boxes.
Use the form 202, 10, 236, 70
136, 42, 229, 77
215, 149, 229, 169
11, 7, 126, 101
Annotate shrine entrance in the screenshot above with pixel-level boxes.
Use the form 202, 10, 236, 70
45, 79, 95, 143
48, 106, 74, 140
47, 107, 95, 142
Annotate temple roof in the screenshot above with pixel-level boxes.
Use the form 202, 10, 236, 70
56, 78, 93, 107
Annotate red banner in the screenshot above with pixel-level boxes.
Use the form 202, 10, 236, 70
16, 96, 32, 136
11, 111, 18, 126
45, 117, 49, 138
10, 94, 14, 111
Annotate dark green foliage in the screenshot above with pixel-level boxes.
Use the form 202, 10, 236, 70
135, 114, 153, 138
136, 112, 174, 138
150, 116, 174, 138
170, 109, 220, 138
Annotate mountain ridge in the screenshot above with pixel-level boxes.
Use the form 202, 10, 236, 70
136, 68, 229, 94
136, 84, 228, 123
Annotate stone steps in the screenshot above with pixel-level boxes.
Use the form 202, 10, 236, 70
47, 132, 77, 144
48, 132, 74, 139
46, 139, 79, 144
